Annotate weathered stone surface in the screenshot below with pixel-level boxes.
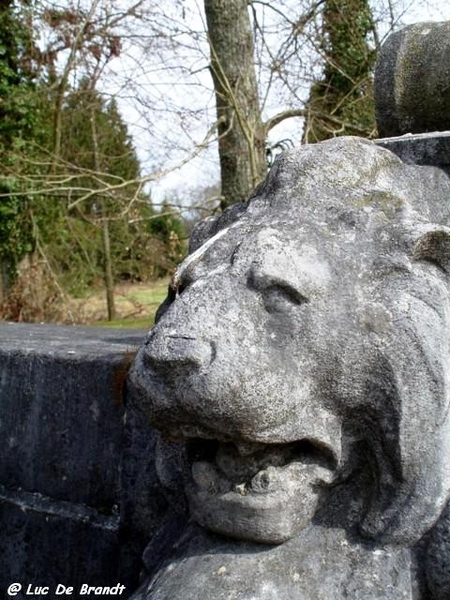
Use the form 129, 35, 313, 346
132, 524, 414, 600
120, 392, 172, 587
128, 137, 450, 598
0, 323, 141, 505
0, 496, 120, 596
375, 21, 450, 136
0, 323, 167, 597
376, 131, 450, 174
425, 498, 450, 600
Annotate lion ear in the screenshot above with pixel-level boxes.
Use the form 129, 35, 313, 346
413, 226, 450, 274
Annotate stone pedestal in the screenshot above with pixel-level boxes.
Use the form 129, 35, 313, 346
0, 324, 167, 598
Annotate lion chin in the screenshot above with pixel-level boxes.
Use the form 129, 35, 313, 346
129, 137, 450, 554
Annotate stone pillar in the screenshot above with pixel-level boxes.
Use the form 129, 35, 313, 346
374, 21, 450, 175
375, 21, 450, 137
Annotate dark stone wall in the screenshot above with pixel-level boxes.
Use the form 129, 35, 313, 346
0, 323, 168, 599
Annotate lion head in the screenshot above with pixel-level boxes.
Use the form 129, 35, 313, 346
129, 137, 450, 548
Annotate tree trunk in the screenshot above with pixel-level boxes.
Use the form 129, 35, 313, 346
0, 258, 7, 304
90, 106, 116, 321
204, 0, 266, 208
100, 202, 116, 322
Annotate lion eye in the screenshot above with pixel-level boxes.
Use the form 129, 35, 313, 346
262, 283, 308, 313
248, 270, 309, 313
154, 284, 177, 323
155, 278, 191, 323
170, 278, 190, 299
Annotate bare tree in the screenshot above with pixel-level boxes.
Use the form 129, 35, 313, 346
203, 0, 371, 206
202, 0, 450, 207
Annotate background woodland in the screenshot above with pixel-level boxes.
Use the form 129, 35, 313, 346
0, 0, 446, 323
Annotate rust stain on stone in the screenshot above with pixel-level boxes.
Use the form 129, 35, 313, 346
112, 349, 137, 405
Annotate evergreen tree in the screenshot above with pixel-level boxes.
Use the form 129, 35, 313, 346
60, 83, 141, 184
0, 0, 37, 153
0, 0, 40, 300
41, 83, 184, 298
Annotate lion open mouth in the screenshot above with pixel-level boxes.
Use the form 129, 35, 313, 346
187, 438, 336, 495
182, 437, 338, 544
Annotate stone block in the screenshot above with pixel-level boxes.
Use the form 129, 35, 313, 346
0, 323, 168, 597
0, 323, 143, 507
375, 22, 450, 136
0, 489, 120, 596
375, 131, 450, 174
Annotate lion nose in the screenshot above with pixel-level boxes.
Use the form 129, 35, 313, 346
143, 333, 213, 370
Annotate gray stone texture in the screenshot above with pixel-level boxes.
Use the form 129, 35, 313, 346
375, 21, 450, 137
0, 323, 168, 598
129, 137, 450, 598
132, 524, 414, 600
1, 499, 121, 594
376, 131, 450, 175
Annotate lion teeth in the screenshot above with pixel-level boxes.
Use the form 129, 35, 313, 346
250, 467, 279, 493
288, 461, 334, 485
234, 483, 248, 496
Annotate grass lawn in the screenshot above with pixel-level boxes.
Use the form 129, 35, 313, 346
94, 316, 157, 329
81, 279, 169, 329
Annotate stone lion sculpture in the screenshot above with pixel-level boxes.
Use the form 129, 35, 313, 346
129, 137, 450, 599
